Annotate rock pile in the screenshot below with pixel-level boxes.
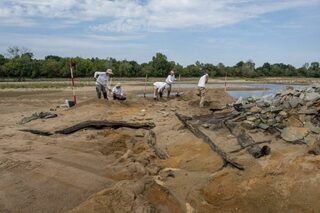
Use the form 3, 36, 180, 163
233, 84, 320, 146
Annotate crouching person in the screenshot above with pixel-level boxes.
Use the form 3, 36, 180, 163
153, 82, 167, 100
112, 83, 126, 100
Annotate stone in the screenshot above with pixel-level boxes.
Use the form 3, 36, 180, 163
241, 121, 255, 129
299, 93, 305, 100
286, 116, 303, 127
270, 106, 283, 113
160, 108, 166, 111
258, 123, 270, 130
308, 142, 320, 155
305, 92, 320, 102
242, 103, 255, 109
304, 134, 319, 145
305, 122, 320, 134
298, 108, 318, 115
272, 99, 281, 107
202, 123, 210, 128
281, 89, 295, 96
281, 127, 309, 142
267, 119, 276, 126
289, 97, 301, 108
250, 106, 262, 113
306, 102, 314, 107
283, 101, 291, 109
275, 116, 282, 123
279, 111, 288, 117
247, 116, 257, 122
170, 108, 177, 112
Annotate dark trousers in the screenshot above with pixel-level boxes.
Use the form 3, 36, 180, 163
113, 94, 126, 100
96, 84, 107, 99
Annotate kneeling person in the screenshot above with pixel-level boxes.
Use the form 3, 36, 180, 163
153, 82, 167, 100
112, 83, 126, 100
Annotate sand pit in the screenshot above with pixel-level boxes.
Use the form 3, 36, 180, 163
0, 87, 319, 212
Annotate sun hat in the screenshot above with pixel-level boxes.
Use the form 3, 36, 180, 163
116, 83, 121, 88
106, 69, 113, 75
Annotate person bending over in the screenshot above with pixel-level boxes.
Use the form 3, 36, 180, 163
94, 69, 113, 99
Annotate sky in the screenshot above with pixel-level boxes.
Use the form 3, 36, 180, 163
0, 0, 319, 67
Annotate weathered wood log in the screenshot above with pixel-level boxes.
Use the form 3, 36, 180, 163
147, 130, 169, 160
229, 140, 271, 153
20, 120, 155, 136
55, 120, 156, 134
20, 129, 53, 136
237, 129, 271, 158
175, 113, 244, 171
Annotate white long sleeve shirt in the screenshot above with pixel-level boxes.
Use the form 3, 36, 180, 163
94, 71, 109, 86
112, 87, 124, 96
153, 82, 167, 92
198, 74, 208, 87
165, 75, 176, 85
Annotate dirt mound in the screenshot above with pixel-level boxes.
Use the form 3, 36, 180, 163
182, 89, 234, 108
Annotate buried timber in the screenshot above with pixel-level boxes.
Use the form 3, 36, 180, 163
1, 88, 320, 212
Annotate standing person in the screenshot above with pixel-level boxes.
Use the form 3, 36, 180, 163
112, 83, 126, 100
198, 73, 209, 107
165, 70, 176, 98
94, 69, 113, 99
153, 82, 167, 100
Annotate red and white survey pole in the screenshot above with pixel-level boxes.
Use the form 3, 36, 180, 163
69, 60, 77, 104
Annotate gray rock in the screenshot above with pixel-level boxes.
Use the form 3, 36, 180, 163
242, 103, 255, 109
305, 92, 320, 102
299, 93, 305, 100
279, 111, 288, 117
281, 127, 309, 142
289, 97, 301, 108
202, 123, 210, 128
247, 116, 257, 122
270, 106, 283, 113
258, 123, 270, 130
308, 142, 320, 155
298, 108, 318, 115
241, 121, 255, 129
306, 102, 314, 107
283, 101, 291, 109
305, 122, 320, 134
267, 119, 276, 126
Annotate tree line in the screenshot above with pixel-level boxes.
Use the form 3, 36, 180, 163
0, 47, 319, 80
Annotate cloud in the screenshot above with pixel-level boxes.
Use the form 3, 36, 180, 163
0, 0, 319, 32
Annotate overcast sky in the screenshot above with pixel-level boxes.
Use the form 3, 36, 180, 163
0, 0, 319, 67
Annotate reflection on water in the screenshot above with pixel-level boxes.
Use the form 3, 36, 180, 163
138, 83, 306, 99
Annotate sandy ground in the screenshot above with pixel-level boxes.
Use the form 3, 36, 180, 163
0, 86, 319, 213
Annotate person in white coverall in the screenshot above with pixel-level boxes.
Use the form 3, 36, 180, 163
153, 82, 167, 100
94, 69, 113, 99
198, 73, 209, 107
112, 83, 126, 100
165, 70, 176, 98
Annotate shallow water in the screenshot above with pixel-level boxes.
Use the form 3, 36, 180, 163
140, 83, 306, 99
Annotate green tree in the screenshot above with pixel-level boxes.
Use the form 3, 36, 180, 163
150, 53, 173, 77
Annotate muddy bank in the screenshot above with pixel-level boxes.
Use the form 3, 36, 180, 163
0, 88, 319, 212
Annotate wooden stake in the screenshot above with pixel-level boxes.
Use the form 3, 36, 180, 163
69, 60, 76, 104
144, 74, 148, 98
